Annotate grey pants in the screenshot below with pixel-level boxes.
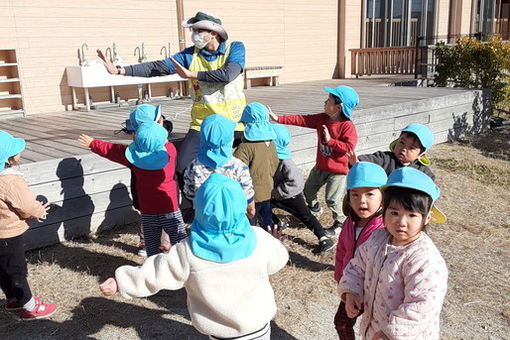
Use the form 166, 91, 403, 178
303, 166, 347, 225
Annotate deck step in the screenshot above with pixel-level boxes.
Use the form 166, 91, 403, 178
0, 94, 22, 99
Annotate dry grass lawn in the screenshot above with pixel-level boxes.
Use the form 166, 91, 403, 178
0, 129, 509, 339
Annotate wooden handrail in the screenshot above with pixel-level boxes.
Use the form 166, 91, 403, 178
350, 46, 417, 77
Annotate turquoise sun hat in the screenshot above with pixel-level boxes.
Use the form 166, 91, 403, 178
198, 114, 236, 168
0, 130, 26, 171
389, 123, 434, 165
384, 167, 447, 223
125, 121, 169, 170
323, 85, 360, 120
240, 102, 277, 141
272, 124, 292, 160
190, 173, 257, 263
128, 104, 162, 132
347, 162, 388, 190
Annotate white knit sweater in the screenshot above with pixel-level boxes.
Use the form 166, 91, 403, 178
115, 227, 289, 338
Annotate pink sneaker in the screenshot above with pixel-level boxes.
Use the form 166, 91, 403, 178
18, 299, 57, 320
5, 297, 41, 312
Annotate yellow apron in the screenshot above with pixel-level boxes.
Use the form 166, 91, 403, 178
189, 41, 246, 131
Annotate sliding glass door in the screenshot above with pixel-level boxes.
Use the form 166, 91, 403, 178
364, 0, 436, 48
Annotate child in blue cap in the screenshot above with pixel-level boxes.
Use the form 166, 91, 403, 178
234, 102, 279, 228
271, 124, 335, 253
338, 167, 447, 340
100, 173, 288, 339
79, 121, 186, 257
269, 85, 359, 234
333, 162, 387, 339
350, 123, 436, 180
0, 130, 57, 320
183, 114, 255, 218
124, 104, 171, 255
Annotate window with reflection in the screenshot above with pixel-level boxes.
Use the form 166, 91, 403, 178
364, 0, 436, 48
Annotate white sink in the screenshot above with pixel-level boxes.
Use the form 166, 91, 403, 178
66, 62, 185, 88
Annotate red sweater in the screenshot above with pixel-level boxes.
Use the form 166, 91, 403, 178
90, 139, 179, 214
278, 113, 357, 174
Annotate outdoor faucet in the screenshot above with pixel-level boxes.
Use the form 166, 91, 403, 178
140, 42, 147, 62
133, 46, 142, 63
134, 43, 149, 63
81, 43, 89, 65
105, 47, 112, 62
160, 45, 168, 58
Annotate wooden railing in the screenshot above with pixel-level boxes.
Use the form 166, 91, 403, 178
350, 46, 417, 77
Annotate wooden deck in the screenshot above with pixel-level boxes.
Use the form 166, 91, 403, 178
1, 77, 484, 163
2, 78, 490, 250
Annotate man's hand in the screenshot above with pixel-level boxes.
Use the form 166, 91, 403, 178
322, 125, 331, 143
97, 49, 119, 74
372, 331, 390, 340
346, 148, 359, 166
169, 57, 197, 80
344, 292, 362, 318
78, 134, 94, 148
99, 277, 118, 296
267, 106, 278, 122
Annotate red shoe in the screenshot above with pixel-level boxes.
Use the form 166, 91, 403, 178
5, 297, 41, 312
18, 300, 57, 320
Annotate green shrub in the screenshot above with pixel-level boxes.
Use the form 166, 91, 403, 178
434, 36, 510, 110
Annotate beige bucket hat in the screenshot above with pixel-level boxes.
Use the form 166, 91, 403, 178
182, 11, 228, 41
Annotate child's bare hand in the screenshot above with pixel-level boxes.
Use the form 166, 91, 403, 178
267, 224, 285, 241
99, 277, 118, 296
347, 148, 359, 166
37, 202, 51, 222
267, 106, 278, 122
372, 331, 390, 340
345, 292, 362, 318
78, 134, 94, 148
322, 125, 331, 143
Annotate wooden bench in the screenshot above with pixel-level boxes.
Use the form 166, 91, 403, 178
244, 66, 283, 89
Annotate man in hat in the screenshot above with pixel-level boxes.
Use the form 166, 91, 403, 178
98, 11, 245, 206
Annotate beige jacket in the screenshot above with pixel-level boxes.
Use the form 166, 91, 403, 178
115, 227, 289, 338
0, 168, 46, 239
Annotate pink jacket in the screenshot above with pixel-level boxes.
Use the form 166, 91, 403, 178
334, 215, 384, 283
338, 229, 448, 340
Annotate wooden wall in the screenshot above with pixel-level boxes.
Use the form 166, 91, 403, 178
0, 0, 339, 116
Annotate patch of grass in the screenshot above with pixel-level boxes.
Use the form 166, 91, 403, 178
434, 157, 510, 189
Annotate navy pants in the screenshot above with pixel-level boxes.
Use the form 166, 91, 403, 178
0, 234, 33, 306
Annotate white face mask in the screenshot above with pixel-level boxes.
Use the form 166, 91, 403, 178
191, 31, 211, 49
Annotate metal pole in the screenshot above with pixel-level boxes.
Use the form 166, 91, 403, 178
414, 36, 423, 79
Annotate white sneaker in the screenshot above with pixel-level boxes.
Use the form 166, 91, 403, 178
137, 248, 147, 257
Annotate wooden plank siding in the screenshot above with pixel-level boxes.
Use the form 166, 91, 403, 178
1, 79, 491, 250
1, 0, 340, 116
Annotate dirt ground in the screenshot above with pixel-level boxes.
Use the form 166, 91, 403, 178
0, 129, 509, 340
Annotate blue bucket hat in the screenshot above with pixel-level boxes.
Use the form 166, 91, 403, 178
125, 121, 169, 170
0, 130, 26, 171
384, 167, 447, 223
240, 102, 277, 141
389, 124, 434, 165
190, 173, 257, 263
272, 124, 292, 160
198, 114, 236, 168
347, 162, 388, 190
323, 86, 360, 120
128, 104, 162, 132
